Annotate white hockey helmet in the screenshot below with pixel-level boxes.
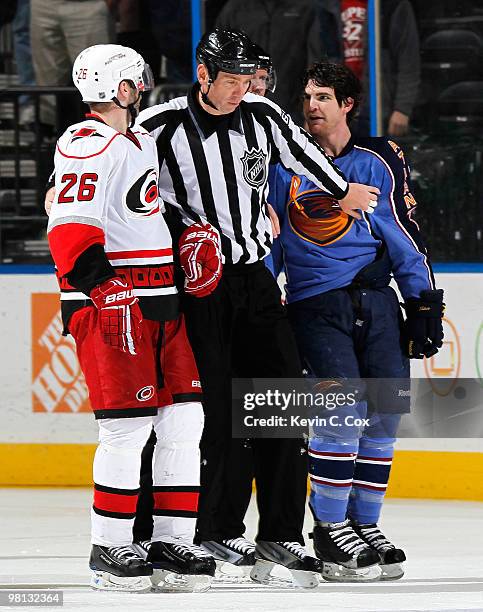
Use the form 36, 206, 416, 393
72, 44, 154, 103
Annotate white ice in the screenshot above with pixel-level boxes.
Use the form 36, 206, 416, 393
1, 489, 482, 611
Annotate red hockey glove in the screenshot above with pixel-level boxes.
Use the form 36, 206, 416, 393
90, 278, 143, 355
179, 222, 222, 298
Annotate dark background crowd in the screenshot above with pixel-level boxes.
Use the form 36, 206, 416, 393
0, 0, 482, 263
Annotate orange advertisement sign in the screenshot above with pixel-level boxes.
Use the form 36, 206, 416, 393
31, 294, 90, 413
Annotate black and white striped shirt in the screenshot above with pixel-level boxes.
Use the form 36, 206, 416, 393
138, 84, 348, 265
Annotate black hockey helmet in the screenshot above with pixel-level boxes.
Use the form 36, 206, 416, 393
247, 41, 277, 93
196, 28, 257, 82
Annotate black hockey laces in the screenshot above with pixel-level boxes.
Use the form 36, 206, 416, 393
277, 542, 307, 559
171, 540, 213, 558
328, 520, 369, 556
358, 525, 395, 552
222, 537, 255, 554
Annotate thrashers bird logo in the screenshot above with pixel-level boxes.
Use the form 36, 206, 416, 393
287, 175, 353, 246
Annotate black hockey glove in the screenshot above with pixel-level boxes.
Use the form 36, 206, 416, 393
403, 289, 445, 359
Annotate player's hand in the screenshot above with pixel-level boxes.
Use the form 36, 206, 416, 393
45, 186, 55, 216
267, 203, 280, 239
339, 183, 380, 219
90, 277, 143, 355
387, 110, 409, 137
179, 222, 222, 298
403, 289, 445, 359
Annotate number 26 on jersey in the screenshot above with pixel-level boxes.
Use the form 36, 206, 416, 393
58, 173, 98, 203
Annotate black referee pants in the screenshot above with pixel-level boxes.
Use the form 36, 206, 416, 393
182, 262, 307, 544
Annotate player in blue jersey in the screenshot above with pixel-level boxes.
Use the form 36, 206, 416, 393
267, 62, 444, 582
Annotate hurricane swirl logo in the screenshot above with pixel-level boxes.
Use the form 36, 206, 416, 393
287, 176, 353, 246
136, 385, 155, 402
123, 168, 160, 217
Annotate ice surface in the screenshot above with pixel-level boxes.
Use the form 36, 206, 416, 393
1, 489, 482, 611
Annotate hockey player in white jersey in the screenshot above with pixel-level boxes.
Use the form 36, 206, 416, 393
47, 44, 215, 593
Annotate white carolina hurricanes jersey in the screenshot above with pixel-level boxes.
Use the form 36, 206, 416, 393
47, 114, 178, 323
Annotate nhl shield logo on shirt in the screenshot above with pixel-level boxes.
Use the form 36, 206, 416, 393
241, 148, 267, 189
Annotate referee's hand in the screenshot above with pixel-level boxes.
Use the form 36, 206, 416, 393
339, 183, 380, 220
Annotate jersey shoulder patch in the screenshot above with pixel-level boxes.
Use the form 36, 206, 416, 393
56, 120, 119, 159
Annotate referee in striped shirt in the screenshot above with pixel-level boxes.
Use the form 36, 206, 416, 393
137, 29, 380, 565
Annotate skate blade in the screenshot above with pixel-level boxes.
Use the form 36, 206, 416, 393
214, 560, 253, 584
380, 562, 404, 581
151, 569, 212, 593
322, 562, 382, 583
90, 571, 152, 592
250, 559, 320, 589
289, 568, 320, 589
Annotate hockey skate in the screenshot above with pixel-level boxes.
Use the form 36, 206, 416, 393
201, 537, 256, 582
310, 519, 382, 582
140, 539, 216, 592
89, 544, 153, 592
250, 541, 322, 589
352, 522, 406, 580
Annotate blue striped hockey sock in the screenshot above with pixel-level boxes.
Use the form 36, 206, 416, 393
308, 436, 359, 523
347, 435, 396, 525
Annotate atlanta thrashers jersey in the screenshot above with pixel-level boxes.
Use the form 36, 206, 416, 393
47, 114, 178, 325
267, 137, 435, 302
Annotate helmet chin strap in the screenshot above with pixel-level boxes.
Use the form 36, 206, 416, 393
200, 80, 219, 111
113, 93, 141, 128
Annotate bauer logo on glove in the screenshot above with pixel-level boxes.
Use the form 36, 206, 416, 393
90, 277, 143, 355
179, 222, 223, 298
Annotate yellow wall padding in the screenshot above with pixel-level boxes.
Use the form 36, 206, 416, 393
386, 450, 483, 500
0, 444, 96, 486
1, 445, 483, 500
